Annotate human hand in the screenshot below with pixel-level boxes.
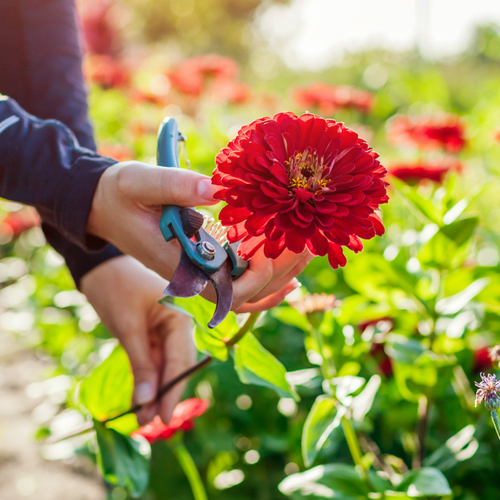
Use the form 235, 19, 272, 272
87, 161, 312, 312
80, 255, 196, 426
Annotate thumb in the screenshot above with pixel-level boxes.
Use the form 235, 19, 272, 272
118, 162, 220, 207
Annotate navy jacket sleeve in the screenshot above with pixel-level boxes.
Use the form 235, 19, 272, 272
0, 0, 123, 286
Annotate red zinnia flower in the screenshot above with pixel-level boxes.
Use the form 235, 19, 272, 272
292, 83, 374, 116
79, 0, 122, 56
132, 398, 209, 444
83, 55, 130, 89
168, 54, 239, 97
473, 347, 493, 373
388, 115, 466, 153
388, 160, 462, 184
212, 112, 388, 269
209, 78, 251, 105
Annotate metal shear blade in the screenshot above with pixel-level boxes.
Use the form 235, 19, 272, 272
164, 250, 234, 328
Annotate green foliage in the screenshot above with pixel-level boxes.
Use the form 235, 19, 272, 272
94, 420, 150, 498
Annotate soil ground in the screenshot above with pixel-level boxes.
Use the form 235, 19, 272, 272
0, 330, 106, 500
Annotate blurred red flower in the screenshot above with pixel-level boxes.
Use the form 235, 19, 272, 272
388, 160, 462, 184
168, 54, 239, 97
98, 143, 135, 161
473, 347, 493, 373
0, 208, 40, 239
209, 78, 251, 105
79, 0, 122, 56
292, 83, 374, 115
83, 55, 130, 89
132, 398, 209, 444
212, 112, 388, 269
388, 115, 466, 153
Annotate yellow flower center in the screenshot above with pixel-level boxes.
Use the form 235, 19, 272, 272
286, 149, 329, 194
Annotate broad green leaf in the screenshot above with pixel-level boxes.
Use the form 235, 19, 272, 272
279, 464, 370, 499
80, 344, 133, 421
350, 375, 381, 421
392, 177, 442, 225
397, 467, 452, 497
94, 420, 150, 498
302, 396, 344, 467
424, 424, 478, 471
160, 295, 240, 360
435, 278, 490, 315
419, 217, 479, 269
385, 334, 425, 364
272, 306, 311, 332
232, 332, 298, 400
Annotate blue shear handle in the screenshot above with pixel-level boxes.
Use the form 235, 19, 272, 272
157, 117, 181, 169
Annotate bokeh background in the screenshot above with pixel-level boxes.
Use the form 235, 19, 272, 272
2, 0, 500, 499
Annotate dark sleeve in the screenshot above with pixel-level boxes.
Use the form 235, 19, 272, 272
0, 0, 123, 287
0, 96, 117, 251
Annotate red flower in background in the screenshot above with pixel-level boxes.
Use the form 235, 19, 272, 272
79, 0, 122, 56
209, 78, 251, 105
388, 160, 462, 184
98, 143, 135, 162
132, 398, 209, 444
83, 55, 130, 89
212, 112, 388, 269
292, 83, 374, 115
169, 54, 239, 96
0, 208, 40, 239
388, 115, 466, 153
473, 347, 493, 373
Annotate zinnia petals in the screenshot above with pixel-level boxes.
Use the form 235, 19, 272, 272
213, 112, 388, 269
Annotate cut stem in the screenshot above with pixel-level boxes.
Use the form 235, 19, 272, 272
225, 312, 260, 348
341, 416, 372, 490
171, 439, 208, 500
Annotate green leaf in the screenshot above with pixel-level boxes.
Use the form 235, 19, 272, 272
350, 375, 382, 421
160, 295, 240, 360
80, 344, 133, 421
302, 396, 344, 467
397, 467, 452, 497
435, 278, 490, 315
94, 420, 150, 498
272, 306, 311, 332
419, 217, 479, 269
232, 332, 298, 400
385, 334, 425, 364
392, 177, 442, 225
424, 424, 478, 471
279, 464, 370, 499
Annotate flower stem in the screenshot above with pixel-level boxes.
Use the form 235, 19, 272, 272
225, 312, 260, 348
414, 394, 429, 469
312, 327, 335, 387
491, 410, 500, 441
341, 416, 373, 490
171, 439, 208, 500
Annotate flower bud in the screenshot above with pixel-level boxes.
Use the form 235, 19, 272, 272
485, 392, 500, 411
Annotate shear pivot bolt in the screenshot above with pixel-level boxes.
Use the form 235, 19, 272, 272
197, 241, 216, 260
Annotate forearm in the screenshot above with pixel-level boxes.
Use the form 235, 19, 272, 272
0, 96, 117, 251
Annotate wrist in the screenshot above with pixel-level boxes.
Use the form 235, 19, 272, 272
86, 166, 113, 240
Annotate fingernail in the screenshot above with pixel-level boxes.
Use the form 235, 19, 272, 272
197, 178, 219, 201
292, 278, 302, 288
135, 383, 155, 405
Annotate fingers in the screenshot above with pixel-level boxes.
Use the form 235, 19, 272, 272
236, 279, 300, 313
231, 248, 311, 310
116, 162, 220, 207
118, 321, 160, 426
157, 313, 197, 424
249, 252, 313, 303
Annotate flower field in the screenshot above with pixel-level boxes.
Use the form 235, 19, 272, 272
3, 3, 500, 500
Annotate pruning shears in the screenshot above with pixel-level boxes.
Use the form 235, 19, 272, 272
157, 117, 248, 328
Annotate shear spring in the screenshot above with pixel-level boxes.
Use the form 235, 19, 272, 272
202, 217, 228, 246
